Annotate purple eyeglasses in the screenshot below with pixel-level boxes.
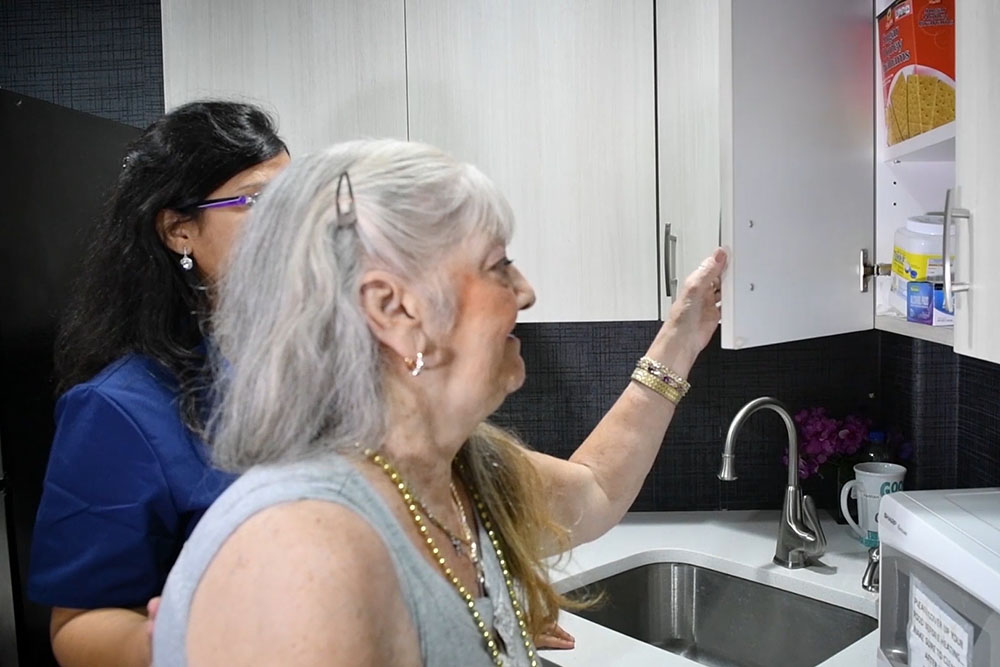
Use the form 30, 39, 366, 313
188, 192, 261, 210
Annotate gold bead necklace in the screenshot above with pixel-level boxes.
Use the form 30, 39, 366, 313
365, 449, 537, 667
409, 480, 486, 592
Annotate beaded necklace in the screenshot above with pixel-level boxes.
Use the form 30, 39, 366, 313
414, 485, 473, 552
410, 481, 486, 591
365, 449, 537, 667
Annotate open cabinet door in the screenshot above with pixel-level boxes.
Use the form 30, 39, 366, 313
719, 0, 875, 349
953, 0, 1000, 364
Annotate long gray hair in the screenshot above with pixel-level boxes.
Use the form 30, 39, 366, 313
208, 139, 514, 471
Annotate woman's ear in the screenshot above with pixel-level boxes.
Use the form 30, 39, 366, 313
155, 209, 197, 255
359, 269, 426, 358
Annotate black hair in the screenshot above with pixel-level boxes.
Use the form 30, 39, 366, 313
55, 100, 287, 428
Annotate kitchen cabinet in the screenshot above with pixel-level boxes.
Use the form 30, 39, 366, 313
164, 1, 995, 340
661, 0, 874, 350
952, 0, 1000, 364
665, 0, 999, 364
656, 1, 721, 314
161, 0, 408, 156
405, 0, 659, 323
162, 0, 660, 324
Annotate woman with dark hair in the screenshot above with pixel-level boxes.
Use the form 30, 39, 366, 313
29, 101, 289, 667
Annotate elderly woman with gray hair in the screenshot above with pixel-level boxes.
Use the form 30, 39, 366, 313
152, 139, 726, 666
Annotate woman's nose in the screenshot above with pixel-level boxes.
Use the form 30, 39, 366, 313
512, 267, 536, 310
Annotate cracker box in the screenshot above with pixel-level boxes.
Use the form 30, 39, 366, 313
878, 0, 955, 146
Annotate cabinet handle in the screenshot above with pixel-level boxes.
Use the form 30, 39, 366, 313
664, 222, 678, 299
943, 188, 971, 312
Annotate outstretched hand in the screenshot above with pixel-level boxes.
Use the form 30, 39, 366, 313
660, 248, 727, 363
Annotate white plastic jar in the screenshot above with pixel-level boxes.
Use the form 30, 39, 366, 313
890, 214, 954, 316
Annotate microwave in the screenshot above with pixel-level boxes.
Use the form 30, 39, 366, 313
877, 488, 1000, 667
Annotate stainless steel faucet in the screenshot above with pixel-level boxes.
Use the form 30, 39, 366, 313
862, 546, 880, 592
718, 397, 828, 569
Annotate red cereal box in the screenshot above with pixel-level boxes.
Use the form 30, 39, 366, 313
878, 0, 955, 146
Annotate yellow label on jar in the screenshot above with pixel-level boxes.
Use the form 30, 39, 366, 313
892, 247, 945, 282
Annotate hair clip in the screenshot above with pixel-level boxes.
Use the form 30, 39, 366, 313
335, 171, 357, 227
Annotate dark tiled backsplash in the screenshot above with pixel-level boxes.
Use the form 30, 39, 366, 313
880, 331, 1000, 491
957, 355, 1000, 488
0, 0, 164, 128
878, 333, 959, 489
494, 324, 879, 511
496, 323, 1000, 512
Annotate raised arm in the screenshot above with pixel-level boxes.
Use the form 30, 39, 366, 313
529, 249, 726, 547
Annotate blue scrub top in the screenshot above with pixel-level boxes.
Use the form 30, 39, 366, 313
29, 354, 236, 609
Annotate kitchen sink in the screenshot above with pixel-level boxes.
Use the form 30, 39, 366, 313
564, 562, 877, 667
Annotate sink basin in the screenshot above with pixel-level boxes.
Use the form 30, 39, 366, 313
565, 562, 877, 667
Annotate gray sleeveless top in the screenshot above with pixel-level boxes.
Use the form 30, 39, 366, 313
152, 452, 535, 666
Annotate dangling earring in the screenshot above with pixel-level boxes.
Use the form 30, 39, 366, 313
179, 247, 194, 271
404, 352, 425, 377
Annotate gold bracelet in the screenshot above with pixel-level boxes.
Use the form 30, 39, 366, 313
630, 368, 684, 405
636, 356, 691, 395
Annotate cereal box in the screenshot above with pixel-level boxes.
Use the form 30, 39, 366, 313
878, 0, 955, 146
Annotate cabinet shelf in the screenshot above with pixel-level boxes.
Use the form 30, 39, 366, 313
882, 122, 956, 163
875, 314, 953, 346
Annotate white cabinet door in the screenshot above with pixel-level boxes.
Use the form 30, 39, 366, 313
161, 0, 407, 156
719, 0, 875, 349
657, 0, 721, 315
953, 0, 1000, 364
405, 0, 658, 323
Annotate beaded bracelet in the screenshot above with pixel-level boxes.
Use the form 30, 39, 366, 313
636, 356, 691, 394
631, 367, 685, 405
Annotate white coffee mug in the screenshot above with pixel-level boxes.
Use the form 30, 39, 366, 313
840, 462, 906, 547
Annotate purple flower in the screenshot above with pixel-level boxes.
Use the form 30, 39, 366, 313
785, 407, 875, 479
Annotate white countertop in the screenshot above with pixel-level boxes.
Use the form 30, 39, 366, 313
540, 510, 880, 667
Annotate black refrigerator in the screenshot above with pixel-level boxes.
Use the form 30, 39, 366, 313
0, 89, 141, 666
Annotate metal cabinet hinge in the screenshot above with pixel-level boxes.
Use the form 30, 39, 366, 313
859, 249, 891, 293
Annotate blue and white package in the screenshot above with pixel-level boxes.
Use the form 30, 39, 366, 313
906, 282, 953, 326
